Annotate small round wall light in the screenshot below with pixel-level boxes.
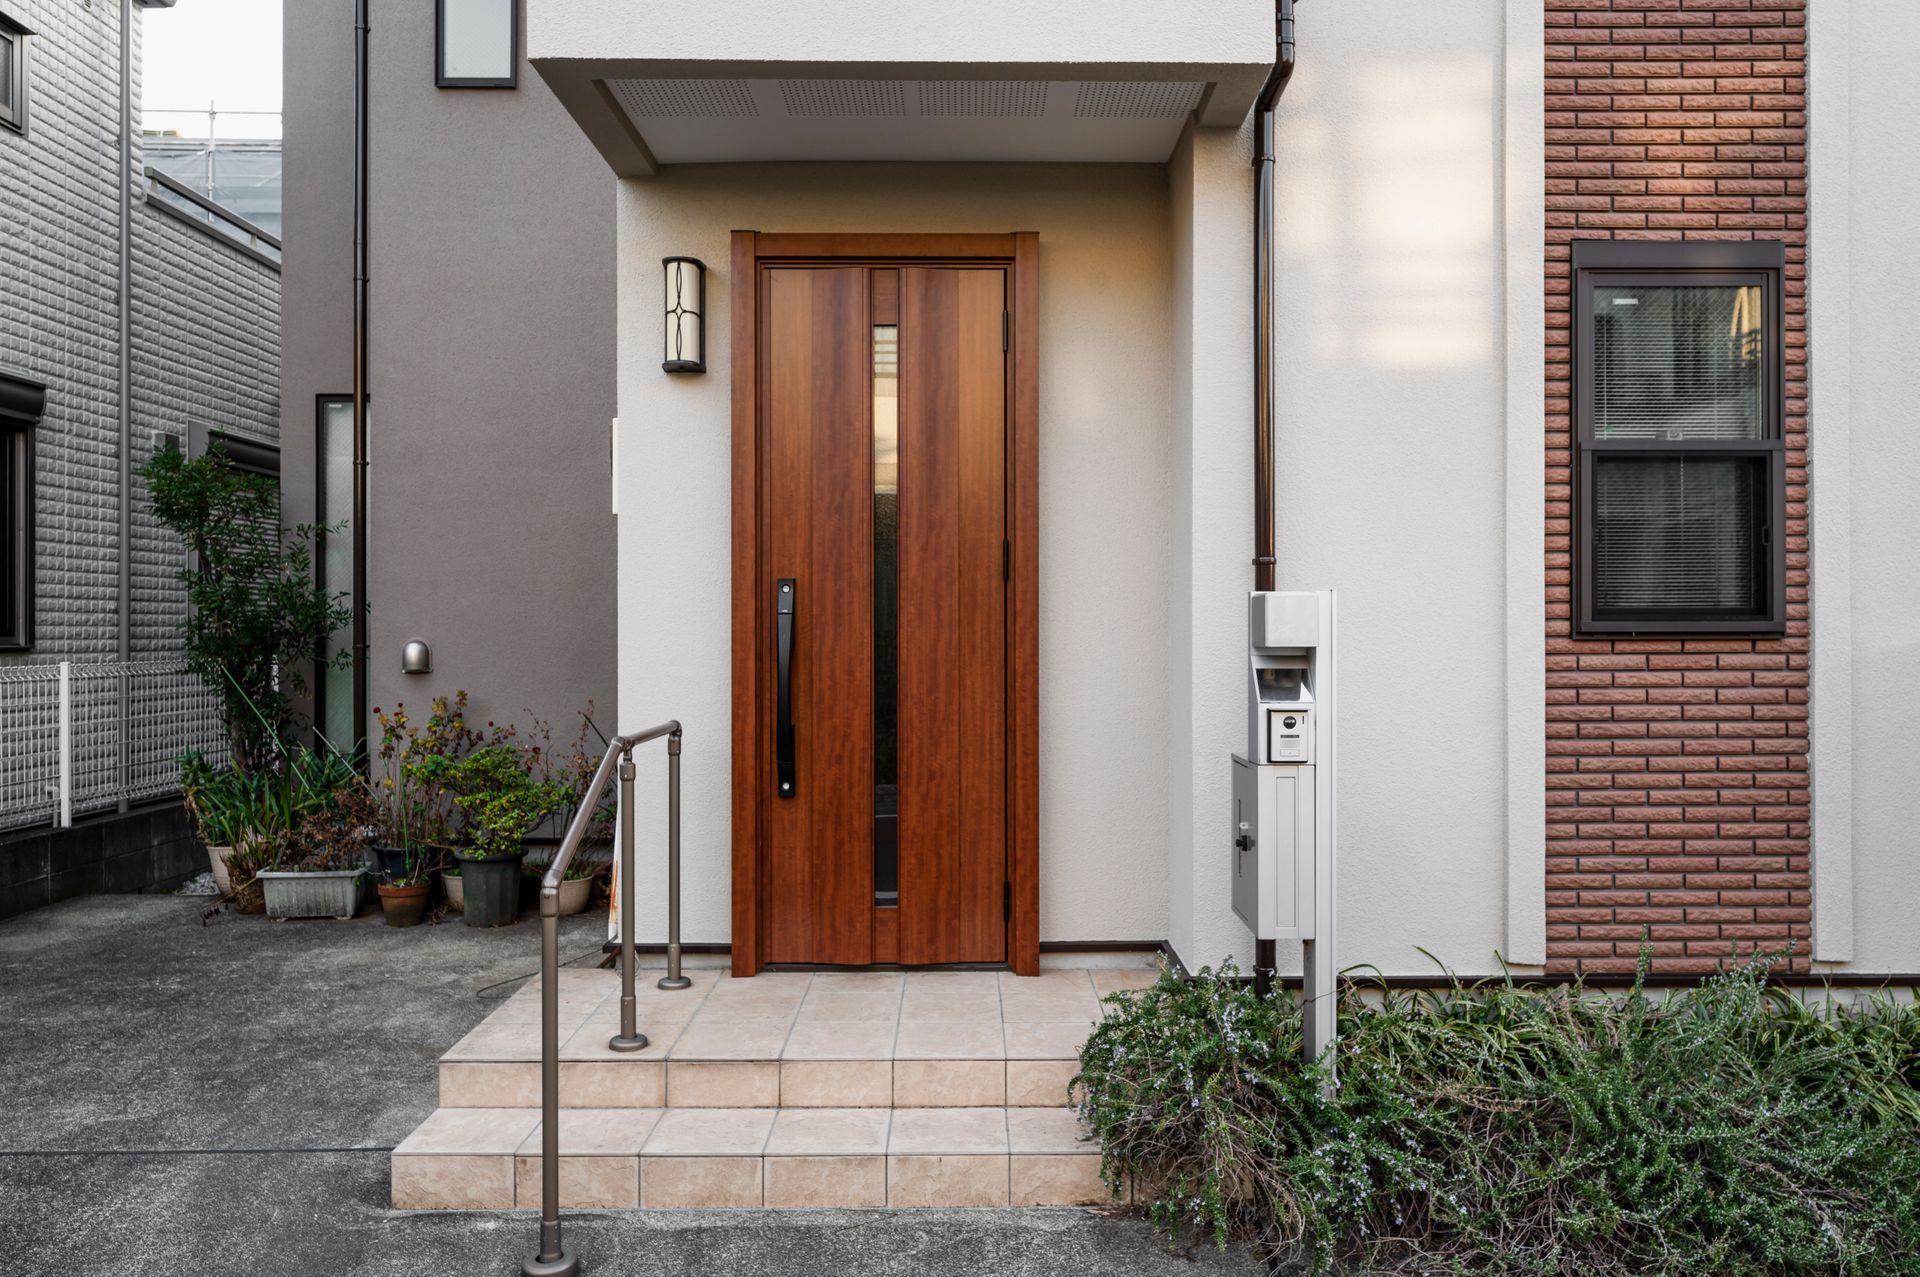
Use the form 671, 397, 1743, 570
400, 639, 432, 674
662, 256, 706, 374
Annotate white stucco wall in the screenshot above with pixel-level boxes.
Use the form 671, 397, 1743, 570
614, 165, 1175, 947
1809, 0, 1920, 974
1263, 0, 1524, 976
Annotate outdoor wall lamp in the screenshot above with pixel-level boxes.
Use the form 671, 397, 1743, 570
400, 639, 432, 674
662, 256, 706, 374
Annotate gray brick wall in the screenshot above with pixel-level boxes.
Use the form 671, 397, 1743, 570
0, 0, 279, 667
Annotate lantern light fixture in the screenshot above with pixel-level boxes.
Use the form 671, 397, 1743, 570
662, 256, 706, 374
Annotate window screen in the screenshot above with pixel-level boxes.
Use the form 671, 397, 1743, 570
1573, 242, 1784, 634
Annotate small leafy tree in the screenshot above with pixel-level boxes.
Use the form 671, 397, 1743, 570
142, 446, 350, 774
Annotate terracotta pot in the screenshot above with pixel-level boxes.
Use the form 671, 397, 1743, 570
441, 871, 464, 912
554, 875, 592, 917
378, 881, 431, 928
207, 845, 236, 897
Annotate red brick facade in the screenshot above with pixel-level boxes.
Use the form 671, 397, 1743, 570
1544, 0, 1809, 975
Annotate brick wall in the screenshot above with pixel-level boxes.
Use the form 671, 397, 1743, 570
1544, 0, 1809, 975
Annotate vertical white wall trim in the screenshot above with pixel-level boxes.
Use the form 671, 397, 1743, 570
1807, 0, 1854, 963
1502, 0, 1548, 966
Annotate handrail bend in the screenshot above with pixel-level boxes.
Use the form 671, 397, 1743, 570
525, 720, 685, 1277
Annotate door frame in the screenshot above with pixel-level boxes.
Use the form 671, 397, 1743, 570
729, 230, 1040, 976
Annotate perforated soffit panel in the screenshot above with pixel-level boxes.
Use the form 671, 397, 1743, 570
604, 78, 1209, 165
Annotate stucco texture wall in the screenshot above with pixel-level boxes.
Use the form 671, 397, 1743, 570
1810, 0, 1920, 975
613, 165, 1174, 947
1269, 0, 1516, 976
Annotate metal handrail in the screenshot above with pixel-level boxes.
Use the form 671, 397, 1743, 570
525, 720, 685, 1277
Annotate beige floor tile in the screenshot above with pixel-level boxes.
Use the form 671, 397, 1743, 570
893, 1060, 1005, 1107
1003, 1020, 1096, 1061
764, 1107, 892, 1156
697, 973, 812, 1019
887, 1108, 1009, 1155
644, 1107, 778, 1156
780, 1060, 893, 1108
998, 991, 1101, 1024
513, 1155, 640, 1209
1006, 1108, 1096, 1155
781, 1019, 898, 1061
796, 990, 903, 1023
764, 1155, 887, 1208
442, 1020, 547, 1059
395, 1107, 540, 1156
392, 1154, 516, 1210
807, 972, 904, 994
557, 1060, 666, 1107
667, 1061, 780, 1107
1000, 970, 1094, 994
641, 1156, 763, 1208
1006, 1059, 1081, 1107
1089, 968, 1162, 998
900, 974, 1002, 1022
512, 1108, 663, 1157
559, 1016, 681, 1062
670, 1020, 795, 1060
893, 1020, 1006, 1060
1010, 1154, 1110, 1206
887, 1154, 1010, 1207
439, 1061, 541, 1107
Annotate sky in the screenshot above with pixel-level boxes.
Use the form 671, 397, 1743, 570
141, 0, 284, 140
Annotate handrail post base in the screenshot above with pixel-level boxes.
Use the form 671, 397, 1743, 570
657, 972, 692, 992
521, 1249, 578, 1277
607, 1032, 650, 1052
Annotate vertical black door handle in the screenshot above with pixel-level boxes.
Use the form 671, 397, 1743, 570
775, 578, 796, 798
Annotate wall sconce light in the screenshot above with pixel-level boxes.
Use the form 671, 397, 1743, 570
400, 639, 432, 674
662, 256, 706, 374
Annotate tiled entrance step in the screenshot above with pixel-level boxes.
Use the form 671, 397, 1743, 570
391, 1104, 1120, 1210
433, 967, 1156, 1110
391, 965, 1157, 1210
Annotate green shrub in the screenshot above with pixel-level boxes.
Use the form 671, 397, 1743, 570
1076, 954, 1920, 1276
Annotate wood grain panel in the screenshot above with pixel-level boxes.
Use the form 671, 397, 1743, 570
762, 268, 817, 964
729, 231, 761, 976
898, 268, 1007, 965
1009, 234, 1041, 975
804, 267, 875, 965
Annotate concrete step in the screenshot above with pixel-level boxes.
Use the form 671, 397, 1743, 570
390, 1105, 1115, 1210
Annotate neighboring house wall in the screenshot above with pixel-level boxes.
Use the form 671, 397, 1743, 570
1544, 0, 1810, 975
0, 0, 140, 661
1808, 0, 1920, 976
280, 0, 617, 741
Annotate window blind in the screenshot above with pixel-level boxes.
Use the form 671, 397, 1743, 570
1592, 454, 1760, 612
1594, 285, 1763, 441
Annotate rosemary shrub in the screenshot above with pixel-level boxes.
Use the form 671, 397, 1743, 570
1076, 953, 1920, 1276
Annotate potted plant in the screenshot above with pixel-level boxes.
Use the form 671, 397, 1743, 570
181, 753, 254, 898
369, 694, 492, 882
376, 845, 433, 928
448, 744, 572, 927
524, 855, 603, 917
256, 751, 371, 920
440, 862, 464, 912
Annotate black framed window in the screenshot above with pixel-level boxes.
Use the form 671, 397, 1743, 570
0, 10, 31, 135
1573, 240, 1786, 634
435, 0, 517, 88
0, 368, 44, 650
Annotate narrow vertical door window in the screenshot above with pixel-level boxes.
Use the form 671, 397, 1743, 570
316, 398, 357, 750
872, 325, 899, 907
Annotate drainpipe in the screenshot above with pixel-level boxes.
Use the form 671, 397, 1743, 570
117, 0, 133, 810
1250, 0, 1296, 998
351, 0, 371, 759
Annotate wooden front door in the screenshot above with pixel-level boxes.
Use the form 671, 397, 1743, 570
735, 236, 1033, 971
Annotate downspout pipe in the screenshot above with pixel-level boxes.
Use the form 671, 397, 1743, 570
351, 0, 371, 759
117, 0, 133, 810
1251, 0, 1296, 1000
1251, 0, 1296, 594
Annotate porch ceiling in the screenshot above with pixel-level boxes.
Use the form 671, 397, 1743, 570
528, 1, 1276, 176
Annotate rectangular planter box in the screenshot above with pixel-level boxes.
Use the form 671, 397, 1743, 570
258, 868, 367, 920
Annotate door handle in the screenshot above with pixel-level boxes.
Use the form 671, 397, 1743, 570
775, 578, 796, 798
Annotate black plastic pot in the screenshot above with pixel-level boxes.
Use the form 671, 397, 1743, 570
457, 850, 524, 927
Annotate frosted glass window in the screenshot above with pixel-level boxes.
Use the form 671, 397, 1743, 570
438, 0, 516, 87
